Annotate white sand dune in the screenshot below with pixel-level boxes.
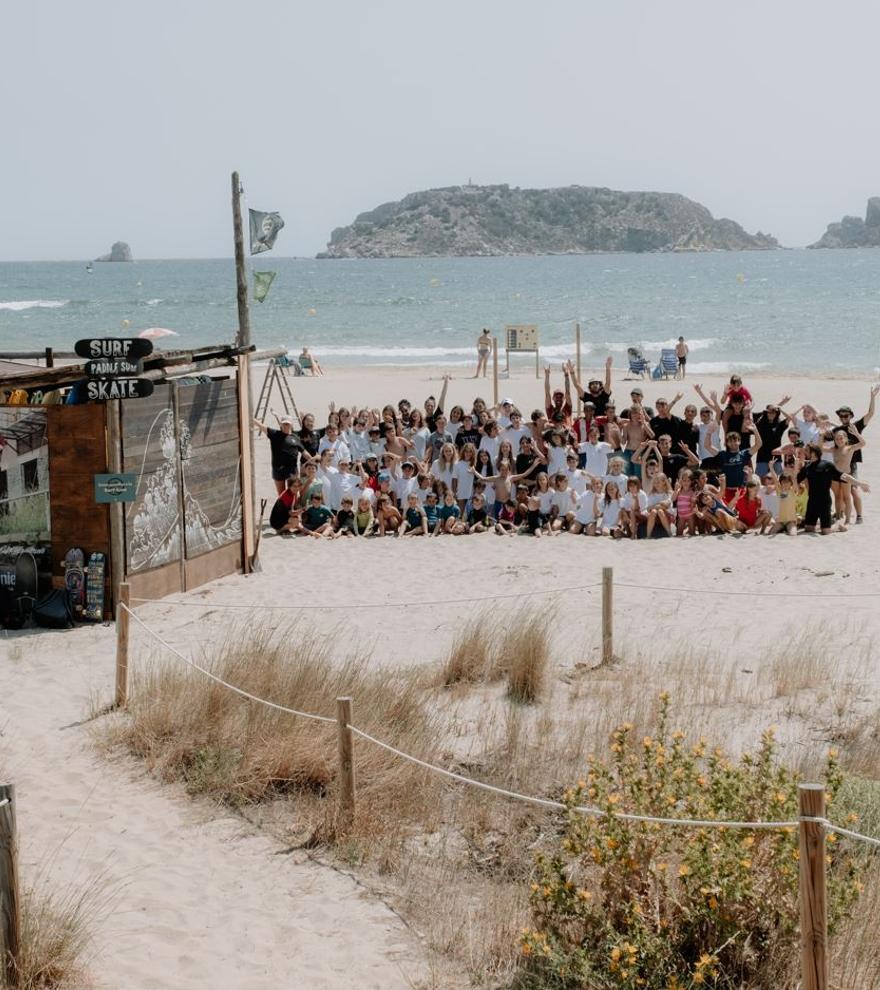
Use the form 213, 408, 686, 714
1, 365, 878, 988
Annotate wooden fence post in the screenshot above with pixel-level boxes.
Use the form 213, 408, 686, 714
799, 784, 828, 990
115, 582, 131, 708
602, 567, 613, 665
336, 697, 356, 826
575, 322, 582, 384
492, 337, 499, 406
0, 783, 21, 990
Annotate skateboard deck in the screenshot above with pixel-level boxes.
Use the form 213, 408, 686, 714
64, 547, 86, 617
83, 552, 106, 622
14, 550, 38, 622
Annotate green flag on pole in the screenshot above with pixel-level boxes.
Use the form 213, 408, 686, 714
253, 271, 276, 303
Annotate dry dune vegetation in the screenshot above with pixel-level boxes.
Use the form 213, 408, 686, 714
103, 611, 880, 988
0, 764, 108, 990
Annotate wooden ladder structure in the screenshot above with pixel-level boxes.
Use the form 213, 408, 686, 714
254, 359, 300, 425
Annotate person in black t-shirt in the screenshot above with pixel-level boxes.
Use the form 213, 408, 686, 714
797, 443, 869, 534
567, 357, 614, 417
753, 401, 790, 476
649, 394, 685, 446
254, 414, 304, 493
678, 403, 700, 458
454, 413, 482, 451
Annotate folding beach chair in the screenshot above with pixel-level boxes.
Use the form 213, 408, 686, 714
660, 348, 678, 379
626, 346, 650, 379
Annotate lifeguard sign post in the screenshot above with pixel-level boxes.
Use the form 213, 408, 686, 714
505, 324, 540, 378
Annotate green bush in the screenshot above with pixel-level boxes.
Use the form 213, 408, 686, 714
520, 695, 863, 989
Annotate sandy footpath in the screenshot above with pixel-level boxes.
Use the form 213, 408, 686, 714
1, 363, 878, 989
1, 636, 432, 988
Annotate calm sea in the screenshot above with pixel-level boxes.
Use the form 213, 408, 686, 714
1, 251, 878, 374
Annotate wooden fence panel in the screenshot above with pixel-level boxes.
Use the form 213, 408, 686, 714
121, 385, 182, 575
178, 380, 242, 559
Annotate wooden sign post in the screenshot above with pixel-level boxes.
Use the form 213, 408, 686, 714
504, 325, 540, 378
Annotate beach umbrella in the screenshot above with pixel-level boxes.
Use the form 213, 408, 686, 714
138, 327, 179, 340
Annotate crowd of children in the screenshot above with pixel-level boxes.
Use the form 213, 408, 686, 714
254, 365, 877, 540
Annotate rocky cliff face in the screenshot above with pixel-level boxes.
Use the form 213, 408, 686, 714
319, 185, 779, 258
809, 198, 880, 249
95, 241, 133, 262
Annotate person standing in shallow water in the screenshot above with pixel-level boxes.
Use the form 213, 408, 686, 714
675, 337, 689, 379
474, 329, 492, 379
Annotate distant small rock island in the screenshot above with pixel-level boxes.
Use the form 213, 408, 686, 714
318, 184, 779, 258
95, 241, 133, 262
809, 198, 880, 249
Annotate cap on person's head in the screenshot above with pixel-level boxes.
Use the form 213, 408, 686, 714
588, 379, 602, 387
631, 387, 643, 396
583, 400, 595, 409
378, 471, 391, 481
836, 405, 854, 416
402, 461, 415, 471
369, 426, 380, 434
517, 483, 528, 491
280, 415, 295, 425
502, 397, 514, 406
553, 389, 564, 398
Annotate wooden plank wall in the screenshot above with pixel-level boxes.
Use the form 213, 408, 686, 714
179, 379, 242, 558
47, 403, 110, 583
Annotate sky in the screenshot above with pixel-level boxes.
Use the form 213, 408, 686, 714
2, 0, 879, 260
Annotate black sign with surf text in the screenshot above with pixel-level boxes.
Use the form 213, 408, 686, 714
74, 337, 154, 361
86, 378, 154, 401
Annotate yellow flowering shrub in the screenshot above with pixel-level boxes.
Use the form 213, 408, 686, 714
519, 695, 862, 989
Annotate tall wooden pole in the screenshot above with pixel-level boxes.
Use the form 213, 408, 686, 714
232, 172, 256, 571
0, 783, 21, 989
232, 172, 251, 350
575, 322, 582, 384
492, 337, 499, 406
798, 784, 828, 990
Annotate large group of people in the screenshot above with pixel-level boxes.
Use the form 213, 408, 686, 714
254, 363, 876, 541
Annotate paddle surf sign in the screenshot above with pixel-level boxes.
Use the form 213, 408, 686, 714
85, 357, 144, 377
75, 337, 154, 361
86, 378, 154, 401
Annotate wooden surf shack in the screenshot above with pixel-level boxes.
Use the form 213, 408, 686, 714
0, 342, 284, 616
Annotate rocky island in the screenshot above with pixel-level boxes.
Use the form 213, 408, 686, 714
319, 184, 778, 258
809, 198, 880, 249
95, 241, 133, 262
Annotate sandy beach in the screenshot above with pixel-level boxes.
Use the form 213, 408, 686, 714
1, 362, 878, 988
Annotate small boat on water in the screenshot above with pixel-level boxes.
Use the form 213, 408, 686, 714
86, 262, 93, 273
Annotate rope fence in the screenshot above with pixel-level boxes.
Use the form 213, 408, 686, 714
109, 568, 880, 990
